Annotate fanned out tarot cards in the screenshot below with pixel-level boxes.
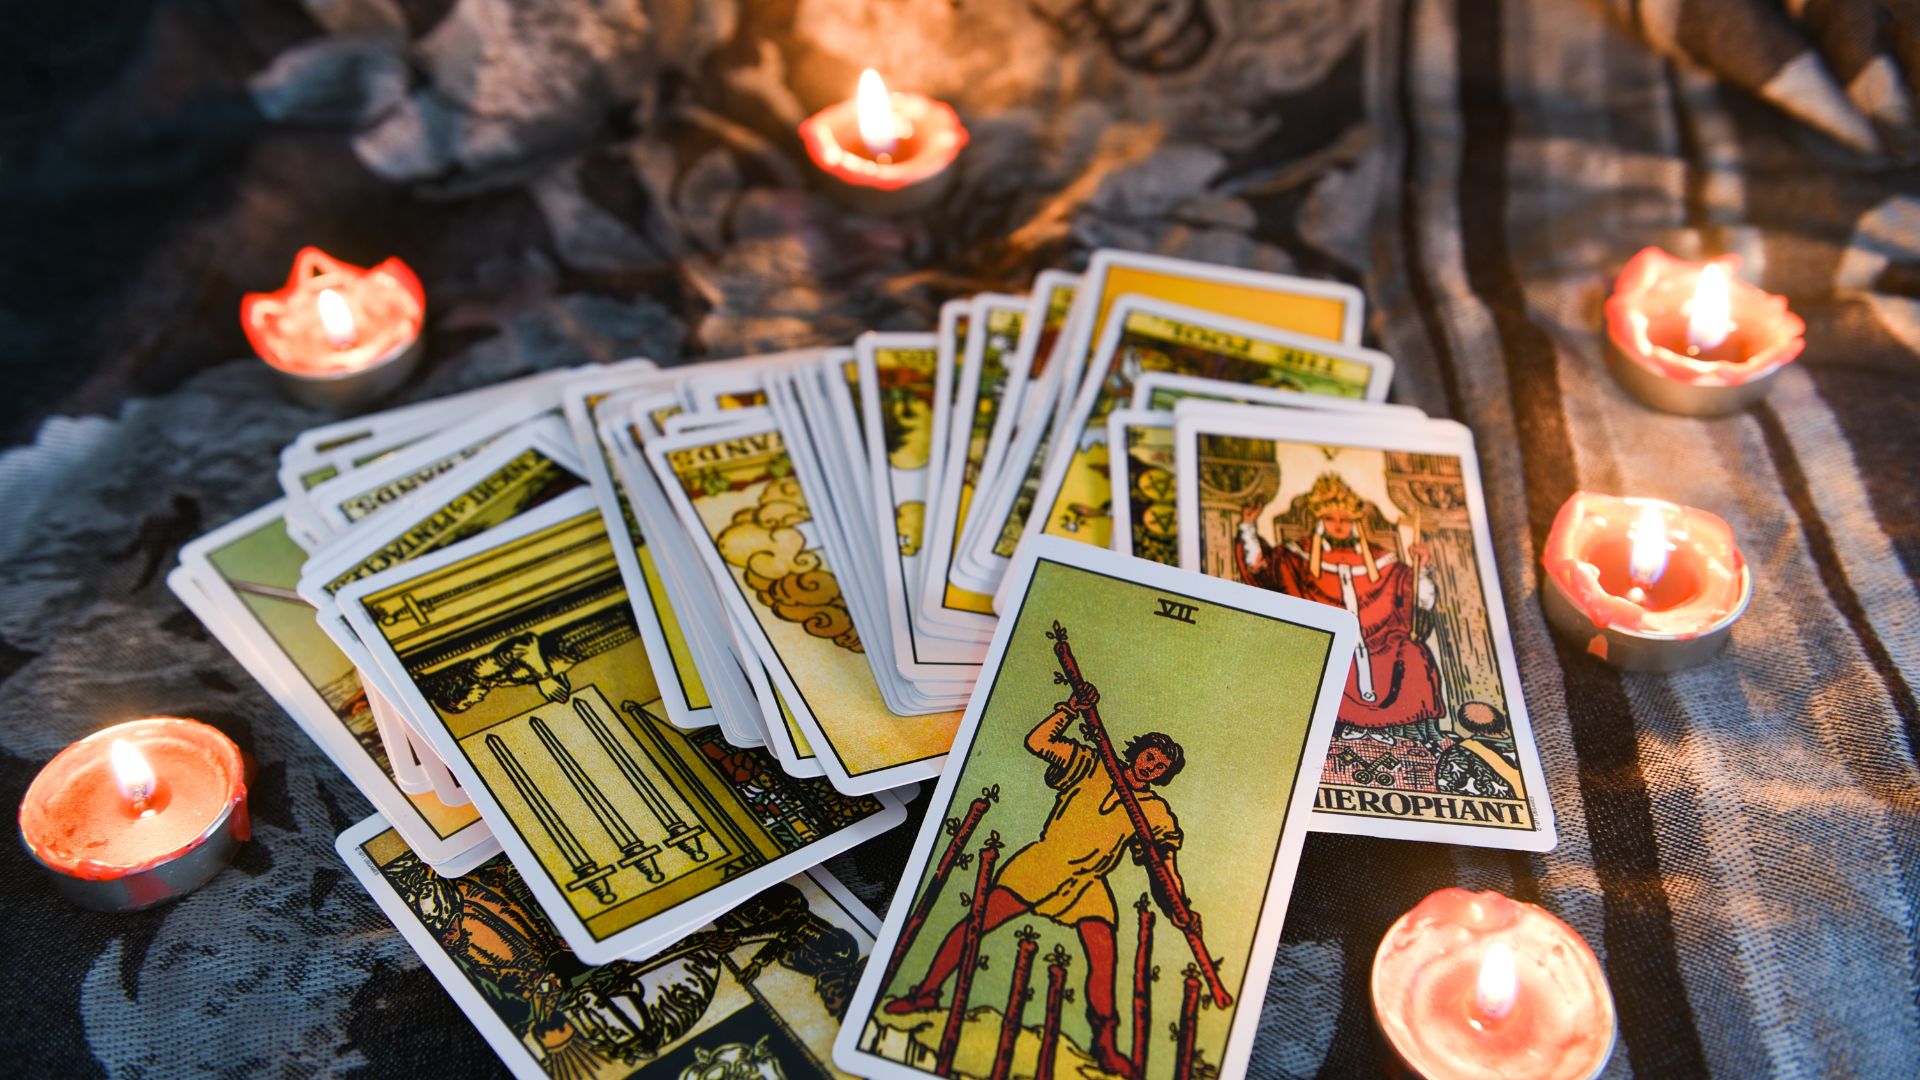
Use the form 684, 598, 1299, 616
165, 247, 1570, 1079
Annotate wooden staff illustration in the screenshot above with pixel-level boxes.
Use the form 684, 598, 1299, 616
883, 785, 998, 988
1173, 963, 1202, 1080
988, 926, 1040, 1080
1047, 620, 1233, 1009
1036, 944, 1072, 1080
1133, 893, 1158, 1078
936, 831, 1003, 1074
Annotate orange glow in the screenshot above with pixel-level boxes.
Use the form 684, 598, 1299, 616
109, 739, 157, 814
315, 288, 357, 349
241, 247, 424, 376
1474, 942, 1517, 1022
1686, 262, 1733, 351
1627, 502, 1670, 591
856, 69, 899, 158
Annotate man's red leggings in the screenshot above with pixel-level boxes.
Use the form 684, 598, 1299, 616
910, 885, 1120, 1020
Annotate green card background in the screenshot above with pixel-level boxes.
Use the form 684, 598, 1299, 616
871, 557, 1334, 1076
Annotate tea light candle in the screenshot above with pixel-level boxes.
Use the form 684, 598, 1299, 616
1540, 491, 1752, 671
1373, 888, 1616, 1080
241, 246, 426, 409
19, 717, 250, 912
798, 68, 968, 214
1603, 246, 1805, 416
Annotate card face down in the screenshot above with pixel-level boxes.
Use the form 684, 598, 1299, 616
837, 538, 1354, 1080
338, 815, 878, 1079
337, 497, 907, 963
1174, 407, 1557, 852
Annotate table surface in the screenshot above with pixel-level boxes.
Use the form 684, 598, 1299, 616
3, 1, 1917, 1076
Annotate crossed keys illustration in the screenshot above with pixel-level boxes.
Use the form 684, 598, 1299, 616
1046, 620, 1233, 1009
1335, 746, 1401, 787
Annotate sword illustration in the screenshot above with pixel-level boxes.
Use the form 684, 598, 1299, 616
486, 732, 617, 903
1047, 621, 1233, 1008
575, 697, 708, 865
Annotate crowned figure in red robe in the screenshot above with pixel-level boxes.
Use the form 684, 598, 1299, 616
1235, 474, 1443, 741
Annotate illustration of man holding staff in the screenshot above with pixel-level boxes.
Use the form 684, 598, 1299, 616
886, 624, 1212, 1076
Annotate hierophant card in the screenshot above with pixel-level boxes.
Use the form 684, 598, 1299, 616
837, 537, 1354, 1080
1173, 406, 1556, 852
337, 497, 907, 963
338, 814, 878, 1079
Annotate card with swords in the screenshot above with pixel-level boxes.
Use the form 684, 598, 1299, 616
837, 536, 1354, 1080
335, 492, 909, 964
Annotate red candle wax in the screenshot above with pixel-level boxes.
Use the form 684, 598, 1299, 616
798, 69, 968, 198
1373, 889, 1615, 1080
242, 247, 424, 376
1602, 247, 1804, 415
19, 717, 249, 911
1541, 492, 1746, 637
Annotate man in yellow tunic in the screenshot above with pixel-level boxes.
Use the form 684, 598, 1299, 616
886, 684, 1193, 1075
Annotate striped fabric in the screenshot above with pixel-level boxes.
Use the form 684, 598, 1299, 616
2, 1, 1915, 1075
1259, 1, 1920, 1074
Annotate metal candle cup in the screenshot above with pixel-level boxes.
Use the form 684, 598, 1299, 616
1540, 491, 1751, 672
798, 68, 968, 216
241, 246, 426, 409
1603, 246, 1804, 416
1372, 889, 1616, 1080
19, 717, 250, 912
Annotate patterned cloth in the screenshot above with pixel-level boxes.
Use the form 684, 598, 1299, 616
1, 1, 1916, 1076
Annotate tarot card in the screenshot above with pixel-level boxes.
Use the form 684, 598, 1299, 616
645, 397, 822, 768
298, 431, 597, 794
602, 397, 775, 751
915, 303, 975, 624
1047, 251, 1365, 400
1173, 406, 1556, 851
765, 369, 967, 717
663, 406, 776, 437
1110, 386, 1425, 571
337, 496, 907, 963
959, 259, 1366, 597
1106, 408, 1180, 566
917, 293, 1027, 642
561, 370, 739, 734
647, 417, 965, 796
298, 425, 588, 612
303, 397, 572, 540
950, 274, 1077, 594
1016, 295, 1399, 564
855, 333, 989, 677
836, 537, 1355, 1080
681, 348, 825, 412
172, 503, 495, 867
367, 680, 438, 796
338, 814, 880, 1078
276, 367, 566, 498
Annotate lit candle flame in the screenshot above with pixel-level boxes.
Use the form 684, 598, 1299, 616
316, 288, 358, 349
110, 739, 157, 816
1475, 941, 1517, 1022
855, 68, 900, 159
1628, 502, 1670, 591
1686, 263, 1734, 352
